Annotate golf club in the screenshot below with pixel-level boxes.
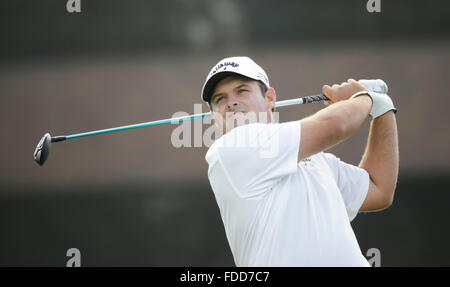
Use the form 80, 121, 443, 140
33, 79, 388, 166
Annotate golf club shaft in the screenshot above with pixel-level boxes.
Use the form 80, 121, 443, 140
51, 94, 328, 142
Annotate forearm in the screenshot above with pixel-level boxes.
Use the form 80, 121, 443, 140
316, 95, 372, 139
359, 111, 399, 201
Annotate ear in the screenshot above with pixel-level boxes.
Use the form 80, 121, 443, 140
265, 87, 277, 111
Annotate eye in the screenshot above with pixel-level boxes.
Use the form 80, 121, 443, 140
238, 89, 248, 93
215, 96, 223, 103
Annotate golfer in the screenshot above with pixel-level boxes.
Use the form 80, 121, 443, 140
201, 56, 398, 267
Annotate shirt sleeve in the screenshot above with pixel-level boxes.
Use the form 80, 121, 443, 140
321, 152, 370, 222
215, 120, 301, 199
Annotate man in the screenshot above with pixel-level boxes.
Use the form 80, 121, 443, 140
201, 56, 398, 267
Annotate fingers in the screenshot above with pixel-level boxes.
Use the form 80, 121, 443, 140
322, 84, 331, 95
323, 80, 353, 95
322, 78, 367, 105
322, 84, 330, 106
322, 84, 333, 106
342, 79, 357, 85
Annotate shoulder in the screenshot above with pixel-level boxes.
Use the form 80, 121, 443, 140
205, 121, 301, 166
205, 123, 268, 164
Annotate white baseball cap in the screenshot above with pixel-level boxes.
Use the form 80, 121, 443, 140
201, 56, 270, 103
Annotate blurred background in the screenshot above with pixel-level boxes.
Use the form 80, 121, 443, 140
0, 0, 449, 266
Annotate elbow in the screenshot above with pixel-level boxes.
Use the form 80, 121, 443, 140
371, 193, 393, 212
383, 195, 393, 209
381, 186, 396, 209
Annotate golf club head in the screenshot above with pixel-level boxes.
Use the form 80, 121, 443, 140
34, 133, 51, 166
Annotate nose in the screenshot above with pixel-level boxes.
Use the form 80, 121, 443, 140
227, 97, 239, 110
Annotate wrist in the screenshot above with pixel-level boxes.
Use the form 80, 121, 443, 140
374, 109, 397, 119
350, 91, 372, 102
349, 91, 372, 112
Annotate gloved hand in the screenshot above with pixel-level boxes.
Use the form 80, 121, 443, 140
350, 84, 397, 119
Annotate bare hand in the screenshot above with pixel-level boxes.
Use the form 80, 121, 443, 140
322, 79, 368, 106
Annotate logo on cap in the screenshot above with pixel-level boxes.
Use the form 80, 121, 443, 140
211, 61, 239, 75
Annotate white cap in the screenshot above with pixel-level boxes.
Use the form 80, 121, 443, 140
201, 56, 270, 103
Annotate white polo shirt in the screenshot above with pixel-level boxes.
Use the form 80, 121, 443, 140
205, 120, 370, 267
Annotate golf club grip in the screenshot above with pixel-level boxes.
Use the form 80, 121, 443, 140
302, 94, 329, 103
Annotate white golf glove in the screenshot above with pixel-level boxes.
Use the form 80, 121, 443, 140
350, 90, 397, 119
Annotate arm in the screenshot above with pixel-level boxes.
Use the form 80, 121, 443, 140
359, 111, 399, 211
299, 79, 372, 161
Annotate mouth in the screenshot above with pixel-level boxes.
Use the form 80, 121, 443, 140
233, 110, 246, 115
224, 109, 248, 120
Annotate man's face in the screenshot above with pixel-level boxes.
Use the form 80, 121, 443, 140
209, 75, 275, 133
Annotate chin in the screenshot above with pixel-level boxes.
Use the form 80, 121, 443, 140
225, 119, 251, 132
